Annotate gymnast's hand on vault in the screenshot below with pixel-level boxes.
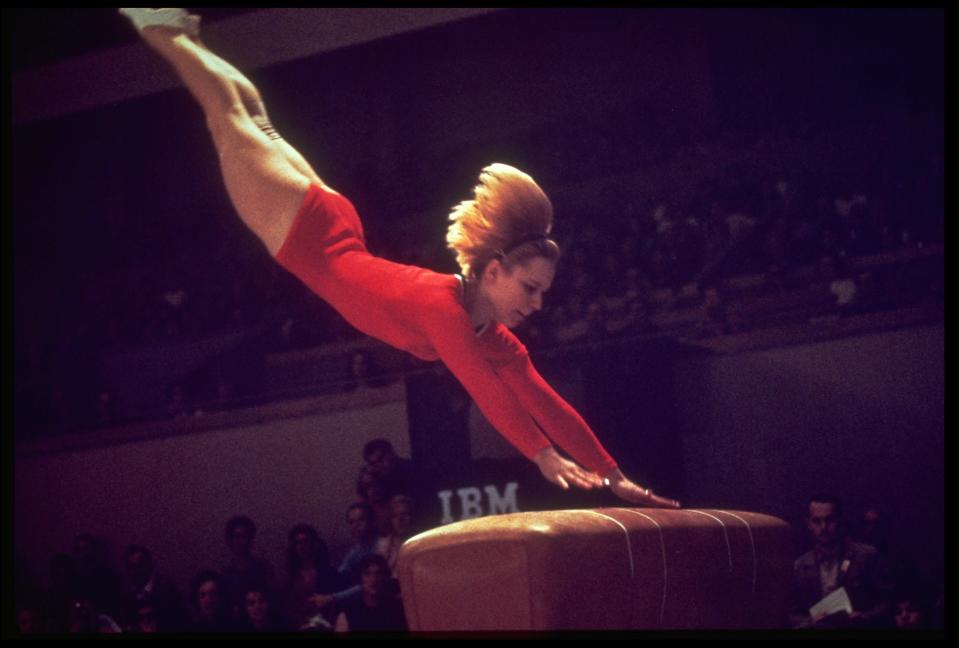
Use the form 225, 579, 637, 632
533, 447, 604, 491
604, 469, 682, 509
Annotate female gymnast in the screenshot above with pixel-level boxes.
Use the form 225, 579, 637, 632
119, 8, 680, 509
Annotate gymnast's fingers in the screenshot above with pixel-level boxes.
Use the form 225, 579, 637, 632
583, 470, 605, 488
609, 478, 680, 508
651, 492, 682, 509
570, 467, 600, 489
564, 471, 594, 490
635, 488, 681, 509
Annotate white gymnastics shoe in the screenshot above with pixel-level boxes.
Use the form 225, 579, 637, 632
119, 8, 201, 38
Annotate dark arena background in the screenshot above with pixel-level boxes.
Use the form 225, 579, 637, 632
8, 7, 946, 634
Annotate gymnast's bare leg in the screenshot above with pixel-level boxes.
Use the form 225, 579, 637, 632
121, 9, 322, 256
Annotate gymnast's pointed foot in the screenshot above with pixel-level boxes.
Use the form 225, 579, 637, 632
605, 470, 682, 509
119, 8, 201, 38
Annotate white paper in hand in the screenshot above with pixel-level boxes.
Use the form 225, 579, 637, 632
809, 586, 853, 621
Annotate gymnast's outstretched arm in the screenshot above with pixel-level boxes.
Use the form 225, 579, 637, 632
120, 8, 322, 256
500, 354, 681, 508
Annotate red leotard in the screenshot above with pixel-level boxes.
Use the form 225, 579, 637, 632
275, 184, 617, 475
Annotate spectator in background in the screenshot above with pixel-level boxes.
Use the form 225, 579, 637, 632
852, 506, 924, 612
855, 507, 889, 556
71, 533, 123, 623
93, 389, 116, 428
363, 439, 413, 501
625, 298, 656, 337
762, 215, 792, 288
520, 319, 547, 350
41, 553, 120, 633
877, 223, 900, 253
344, 350, 371, 391
723, 204, 755, 249
281, 523, 343, 632
236, 584, 288, 633
344, 349, 395, 391
67, 596, 123, 634
811, 254, 860, 316
554, 293, 589, 345
307, 502, 385, 615
831, 279, 860, 315
357, 466, 394, 537
16, 600, 46, 634
694, 281, 728, 338
119, 545, 188, 633
598, 251, 626, 307
212, 371, 235, 410
334, 555, 408, 633
892, 588, 932, 631
338, 503, 381, 586
768, 178, 802, 225
603, 298, 633, 338
220, 515, 276, 615
585, 301, 606, 343
833, 187, 870, 256
375, 495, 415, 581
44, 553, 80, 633
544, 304, 567, 347
15, 561, 49, 633
66, 597, 99, 633
790, 494, 894, 629
166, 382, 193, 420
129, 595, 161, 633
622, 269, 655, 331
190, 570, 235, 633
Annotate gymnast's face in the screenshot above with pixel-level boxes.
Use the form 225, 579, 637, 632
483, 256, 556, 329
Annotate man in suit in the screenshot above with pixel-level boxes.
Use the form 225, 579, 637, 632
790, 494, 894, 629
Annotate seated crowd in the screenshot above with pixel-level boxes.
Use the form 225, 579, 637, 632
15, 439, 415, 634
15, 441, 943, 633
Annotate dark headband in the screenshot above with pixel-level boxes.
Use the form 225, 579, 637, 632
498, 233, 550, 258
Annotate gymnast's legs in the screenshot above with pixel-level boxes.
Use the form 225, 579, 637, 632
121, 8, 323, 256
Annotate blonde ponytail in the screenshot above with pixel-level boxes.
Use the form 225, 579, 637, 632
446, 163, 559, 280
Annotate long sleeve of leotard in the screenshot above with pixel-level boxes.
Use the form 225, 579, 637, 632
496, 354, 618, 476
275, 184, 613, 472
420, 303, 554, 463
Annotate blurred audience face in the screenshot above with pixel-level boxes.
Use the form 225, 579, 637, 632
366, 447, 395, 476
245, 590, 269, 627
292, 531, 316, 565
807, 501, 841, 549
367, 480, 389, 505
227, 525, 253, 558
358, 466, 388, 504
136, 604, 158, 633
197, 579, 220, 619
125, 550, 152, 588
17, 607, 43, 634
859, 507, 884, 545
391, 500, 413, 538
360, 561, 388, 600
894, 600, 924, 629
347, 506, 373, 542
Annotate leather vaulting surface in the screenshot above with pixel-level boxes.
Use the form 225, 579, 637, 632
396, 508, 792, 630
